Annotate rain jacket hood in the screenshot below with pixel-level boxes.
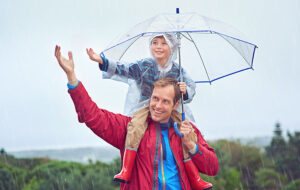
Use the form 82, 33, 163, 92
149, 33, 179, 76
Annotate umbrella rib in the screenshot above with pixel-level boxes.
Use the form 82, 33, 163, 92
164, 16, 177, 30
177, 14, 195, 30
180, 33, 193, 42
118, 34, 143, 60
186, 32, 212, 83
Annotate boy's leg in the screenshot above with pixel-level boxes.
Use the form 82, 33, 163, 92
114, 107, 150, 184
125, 107, 150, 149
171, 111, 213, 190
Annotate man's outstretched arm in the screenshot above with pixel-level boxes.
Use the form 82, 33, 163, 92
54, 45, 130, 149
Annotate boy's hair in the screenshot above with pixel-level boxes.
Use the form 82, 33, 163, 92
152, 77, 181, 105
150, 34, 178, 50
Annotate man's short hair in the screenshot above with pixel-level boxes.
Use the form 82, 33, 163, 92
152, 77, 181, 105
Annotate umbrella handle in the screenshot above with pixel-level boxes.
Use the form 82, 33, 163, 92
174, 112, 185, 137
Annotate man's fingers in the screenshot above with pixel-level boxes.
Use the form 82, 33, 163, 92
55, 45, 59, 58
179, 128, 192, 136
55, 45, 58, 57
55, 45, 62, 61
68, 51, 73, 61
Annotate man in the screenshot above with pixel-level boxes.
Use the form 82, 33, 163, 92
55, 45, 219, 190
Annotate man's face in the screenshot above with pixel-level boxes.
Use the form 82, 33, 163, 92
151, 37, 171, 62
150, 85, 179, 123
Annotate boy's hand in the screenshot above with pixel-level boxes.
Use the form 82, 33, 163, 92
86, 48, 103, 64
177, 82, 187, 94
55, 45, 77, 83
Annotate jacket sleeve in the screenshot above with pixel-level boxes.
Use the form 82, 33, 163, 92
190, 124, 219, 176
182, 68, 196, 104
68, 82, 130, 150
99, 58, 142, 82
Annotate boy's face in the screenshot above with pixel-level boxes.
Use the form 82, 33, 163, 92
151, 36, 171, 62
149, 85, 179, 123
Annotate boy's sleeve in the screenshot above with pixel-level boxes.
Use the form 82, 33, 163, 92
99, 53, 109, 72
98, 54, 142, 81
182, 69, 196, 103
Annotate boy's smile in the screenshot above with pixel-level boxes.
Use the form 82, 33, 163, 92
151, 36, 171, 67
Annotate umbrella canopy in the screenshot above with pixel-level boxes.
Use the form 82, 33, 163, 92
101, 12, 257, 84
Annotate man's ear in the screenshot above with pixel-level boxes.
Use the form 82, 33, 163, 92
173, 100, 180, 110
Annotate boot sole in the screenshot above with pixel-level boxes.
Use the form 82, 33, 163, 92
113, 178, 130, 184
203, 187, 213, 190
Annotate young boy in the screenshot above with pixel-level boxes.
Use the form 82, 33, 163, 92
87, 33, 212, 189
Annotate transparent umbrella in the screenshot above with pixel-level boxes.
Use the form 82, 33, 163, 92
101, 9, 258, 84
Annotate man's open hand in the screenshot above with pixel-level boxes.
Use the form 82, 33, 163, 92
55, 45, 77, 83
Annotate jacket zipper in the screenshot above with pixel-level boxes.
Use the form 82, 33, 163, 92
152, 123, 161, 190
170, 131, 187, 190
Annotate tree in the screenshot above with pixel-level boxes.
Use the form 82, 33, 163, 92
0, 164, 27, 190
255, 168, 288, 190
265, 123, 300, 181
222, 168, 242, 190
0, 149, 6, 155
0, 166, 16, 190
265, 123, 288, 173
214, 139, 264, 190
284, 179, 300, 190
285, 131, 300, 179
28, 161, 85, 190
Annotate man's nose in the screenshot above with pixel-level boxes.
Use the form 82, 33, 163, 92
156, 101, 163, 108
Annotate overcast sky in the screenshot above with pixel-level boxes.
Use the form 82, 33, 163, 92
1, 0, 299, 151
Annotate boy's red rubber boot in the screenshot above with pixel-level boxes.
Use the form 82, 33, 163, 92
184, 159, 213, 190
113, 149, 137, 184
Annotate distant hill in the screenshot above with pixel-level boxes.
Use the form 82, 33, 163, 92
7, 136, 272, 164
230, 136, 272, 148
8, 146, 120, 164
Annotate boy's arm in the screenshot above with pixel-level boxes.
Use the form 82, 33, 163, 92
86, 48, 142, 81
182, 69, 196, 103
99, 57, 142, 81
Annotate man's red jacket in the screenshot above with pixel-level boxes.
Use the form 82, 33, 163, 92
68, 82, 219, 190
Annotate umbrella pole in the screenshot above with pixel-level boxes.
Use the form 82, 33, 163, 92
173, 32, 185, 137
173, 8, 184, 137
177, 32, 185, 120
176, 8, 185, 119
